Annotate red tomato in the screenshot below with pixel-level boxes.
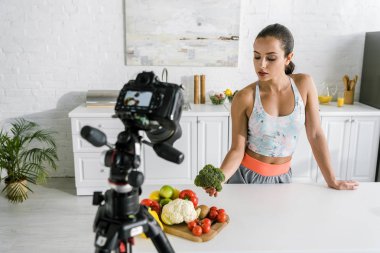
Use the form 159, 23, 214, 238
201, 223, 211, 234
187, 221, 197, 231
202, 218, 211, 227
150, 200, 161, 215
210, 206, 218, 212
140, 199, 160, 215
208, 209, 218, 220
216, 212, 227, 223
179, 189, 198, 208
140, 198, 153, 206
192, 225, 203, 236
218, 209, 226, 214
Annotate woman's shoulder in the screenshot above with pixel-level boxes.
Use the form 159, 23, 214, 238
290, 73, 315, 92
234, 82, 256, 102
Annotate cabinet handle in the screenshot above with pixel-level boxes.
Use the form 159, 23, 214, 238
100, 169, 105, 173
345, 119, 351, 123
351, 119, 356, 123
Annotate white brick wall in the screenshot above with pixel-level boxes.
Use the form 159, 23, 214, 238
1, 0, 380, 177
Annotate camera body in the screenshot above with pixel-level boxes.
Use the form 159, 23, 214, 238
115, 71, 183, 144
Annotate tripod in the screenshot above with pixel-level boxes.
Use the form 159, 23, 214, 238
81, 126, 175, 253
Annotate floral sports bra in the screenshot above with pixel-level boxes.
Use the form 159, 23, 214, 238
247, 77, 305, 158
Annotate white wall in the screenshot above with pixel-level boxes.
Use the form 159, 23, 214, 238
1, 0, 380, 177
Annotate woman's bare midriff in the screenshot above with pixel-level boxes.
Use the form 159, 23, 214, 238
245, 148, 292, 165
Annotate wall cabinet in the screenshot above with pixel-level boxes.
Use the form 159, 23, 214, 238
318, 116, 380, 182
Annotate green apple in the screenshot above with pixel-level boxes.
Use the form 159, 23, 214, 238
159, 185, 174, 199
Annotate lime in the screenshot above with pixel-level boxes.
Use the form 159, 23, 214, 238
159, 185, 174, 199
159, 198, 172, 207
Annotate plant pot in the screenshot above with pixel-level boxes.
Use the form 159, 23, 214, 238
5, 179, 29, 203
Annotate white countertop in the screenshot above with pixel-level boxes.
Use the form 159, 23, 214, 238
68, 103, 230, 118
134, 183, 380, 253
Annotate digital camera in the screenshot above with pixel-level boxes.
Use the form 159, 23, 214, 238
115, 71, 184, 145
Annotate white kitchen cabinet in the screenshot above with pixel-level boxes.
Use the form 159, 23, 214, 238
142, 116, 197, 185
197, 116, 229, 170
318, 115, 380, 182
144, 116, 229, 184
291, 128, 318, 182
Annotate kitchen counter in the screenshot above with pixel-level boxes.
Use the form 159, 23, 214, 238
68, 103, 229, 118
134, 182, 380, 253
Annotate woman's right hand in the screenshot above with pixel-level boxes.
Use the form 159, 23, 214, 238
204, 187, 218, 197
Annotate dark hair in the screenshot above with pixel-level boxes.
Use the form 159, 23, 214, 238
256, 23, 295, 75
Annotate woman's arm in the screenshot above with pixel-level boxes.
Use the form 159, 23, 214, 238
303, 75, 359, 190
205, 89, 249, 196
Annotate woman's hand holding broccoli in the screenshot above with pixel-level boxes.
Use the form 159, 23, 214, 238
194, 164, 225, 197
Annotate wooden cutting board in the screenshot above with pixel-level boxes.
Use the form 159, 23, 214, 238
163, 216, 229, 242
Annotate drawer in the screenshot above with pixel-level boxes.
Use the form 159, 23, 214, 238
71, 118, 124, 135
74, 153, 109, 186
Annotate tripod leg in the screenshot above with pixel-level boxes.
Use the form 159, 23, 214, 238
150, 231, 176, 253
141, 207, 175, 253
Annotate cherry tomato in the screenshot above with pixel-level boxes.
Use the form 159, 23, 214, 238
208, 209, 218, 220
210, 206, 218, 212
202, 218, 212, 227
192, 225, 203, 236
187, 221, 197, 230
201, 223, 211, 234
218, 209, 226, 214
216, 212, 227, 223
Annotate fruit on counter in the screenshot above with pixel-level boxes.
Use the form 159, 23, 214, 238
197, 204, 210, 219
159, 185, 174, 199
149, 190, 161, 202
159, 198, 172, 207
140, 198, 161, 215
160, 198, 198, 225
171, 187, 180, 199
194, 164, 225, 192
179, 189, 198, 208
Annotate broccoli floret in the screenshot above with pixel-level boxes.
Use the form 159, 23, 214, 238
194, 164, 225, 192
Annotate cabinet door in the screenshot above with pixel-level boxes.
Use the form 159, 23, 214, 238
347, 116, 380, 181
197, 116, 229, 170
291, 128, 317, 182
318, 116, 352, 182
142, 116, 197, 184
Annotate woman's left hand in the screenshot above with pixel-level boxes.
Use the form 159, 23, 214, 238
328, 180, 359, 190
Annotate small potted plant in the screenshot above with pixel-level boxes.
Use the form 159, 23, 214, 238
0, 118, 58, 203
224, 89, 239, 103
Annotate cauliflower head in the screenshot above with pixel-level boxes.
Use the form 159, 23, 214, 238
161, 198, 198, 225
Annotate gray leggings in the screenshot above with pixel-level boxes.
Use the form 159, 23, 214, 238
226, 164, 292, 184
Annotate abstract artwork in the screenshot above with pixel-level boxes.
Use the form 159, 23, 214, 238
125, 0, 241, 67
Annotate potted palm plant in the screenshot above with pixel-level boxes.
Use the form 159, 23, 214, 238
0, 118, 58, 203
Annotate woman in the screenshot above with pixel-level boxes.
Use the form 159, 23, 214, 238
206, 23, 359, 197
